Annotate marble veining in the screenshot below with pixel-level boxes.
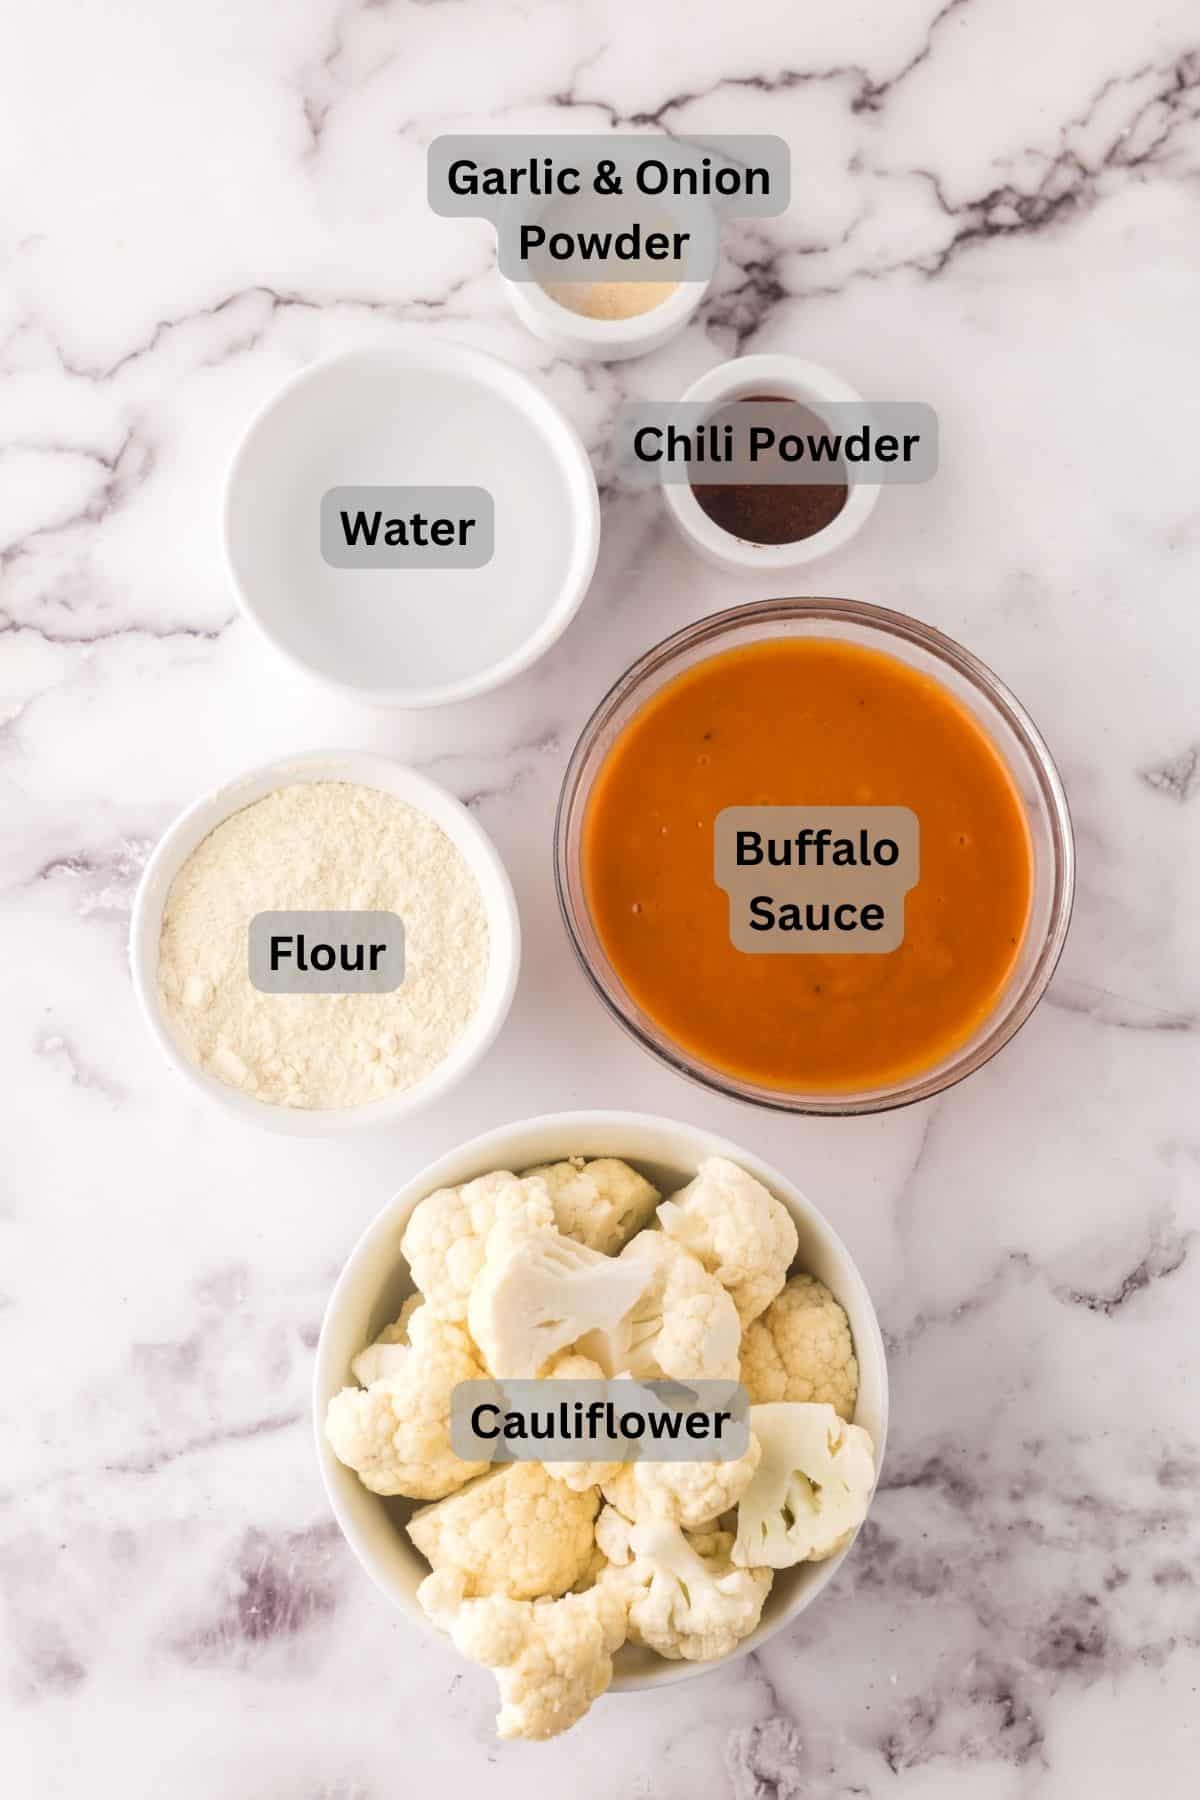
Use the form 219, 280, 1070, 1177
2, 1, 1198, 1795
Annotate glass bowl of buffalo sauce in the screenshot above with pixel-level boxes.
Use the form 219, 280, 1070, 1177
555, 598, 1074, 1114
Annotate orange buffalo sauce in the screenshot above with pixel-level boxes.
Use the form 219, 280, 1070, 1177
582, 637, 1033, 1093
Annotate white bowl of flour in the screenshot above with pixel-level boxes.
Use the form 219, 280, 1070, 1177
130, 751, 520, 1133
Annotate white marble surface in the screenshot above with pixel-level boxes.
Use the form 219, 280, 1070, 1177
3, 1, 1199, 1794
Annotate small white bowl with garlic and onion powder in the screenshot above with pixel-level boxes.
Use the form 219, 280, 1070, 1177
130, 751, 520, 1134
504, 271, 710, 361
498, 182, 714, 360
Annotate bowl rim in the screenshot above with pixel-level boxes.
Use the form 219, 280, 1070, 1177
661, 355, 881, 571
554, 596, 1076, 1116
222, 340, 601, 709
312, 1107, 890, 1692
129, 748, 521, 1135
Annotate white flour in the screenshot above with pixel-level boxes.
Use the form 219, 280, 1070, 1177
157, 781, 489, 1109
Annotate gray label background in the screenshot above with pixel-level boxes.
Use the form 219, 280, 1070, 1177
321, 487, 494, 569
451, 1379, 749, 1463
248, 911, 405, 993
715, 807, 920, 953
428, 134, 788, 282
616, 402, 939, 485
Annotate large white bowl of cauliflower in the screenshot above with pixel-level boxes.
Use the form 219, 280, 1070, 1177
314, 1111, 888, 1741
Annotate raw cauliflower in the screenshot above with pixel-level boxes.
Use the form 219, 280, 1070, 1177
467, 1224, 648, 1379
606, 1232, 741, 1382
331, 1151, 874, 1742
419, 1567, 629, 1741
407, 1461, 599, 1600
525, 1157, 660, 1254
597, 1510, 771, 1662
325, 1307, 488, 1500
733, 1402, 875, 1569
739, 1273, 859, 1419
350, 1292, 423, 1387
400, 1171, 554, 1321
541, 1353, 626, 1494
601, 1431, 762, 1530
657, 1156, 798, 1326
567, 1540, 611, 1594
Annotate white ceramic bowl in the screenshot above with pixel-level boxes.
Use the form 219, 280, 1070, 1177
502, 272, 711, 362
663, 354, 881, 572
314, 1109, 888, 1690
129, 750, 520, 1136
497, 178, 714, 362
224, 343, 600, 707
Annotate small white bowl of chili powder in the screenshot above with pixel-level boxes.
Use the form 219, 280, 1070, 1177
662, 355, 880, 572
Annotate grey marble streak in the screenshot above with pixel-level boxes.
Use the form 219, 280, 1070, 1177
2, 0, 1199, 1796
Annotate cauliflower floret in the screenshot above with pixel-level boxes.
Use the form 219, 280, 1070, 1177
739, 1273, 859, 1419
350, 1292, 423, 1387
594, 1502, 637, 1567
594, 1501, 637, 1567
420, 1567, 629, 1741
400, 1172, 554, 1321
597, 1511, 772, 1662
524, 1156, 660, 1254
325, 1307, 488, 1500
600, 1432, 761, 1530
542, 1352, 626, 1494
407, 1461, 600, 1600
733, 1403, 876, 1569
657, 1157, 798, 1326
467, 1225, 648, 1379
568, 1541, 610, 1594
599, 1232, 740, 1382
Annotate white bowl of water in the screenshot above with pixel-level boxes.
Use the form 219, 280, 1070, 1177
224, 342, 600, 707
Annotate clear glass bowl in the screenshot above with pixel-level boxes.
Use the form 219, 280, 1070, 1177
554, 597, 1075, 1115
